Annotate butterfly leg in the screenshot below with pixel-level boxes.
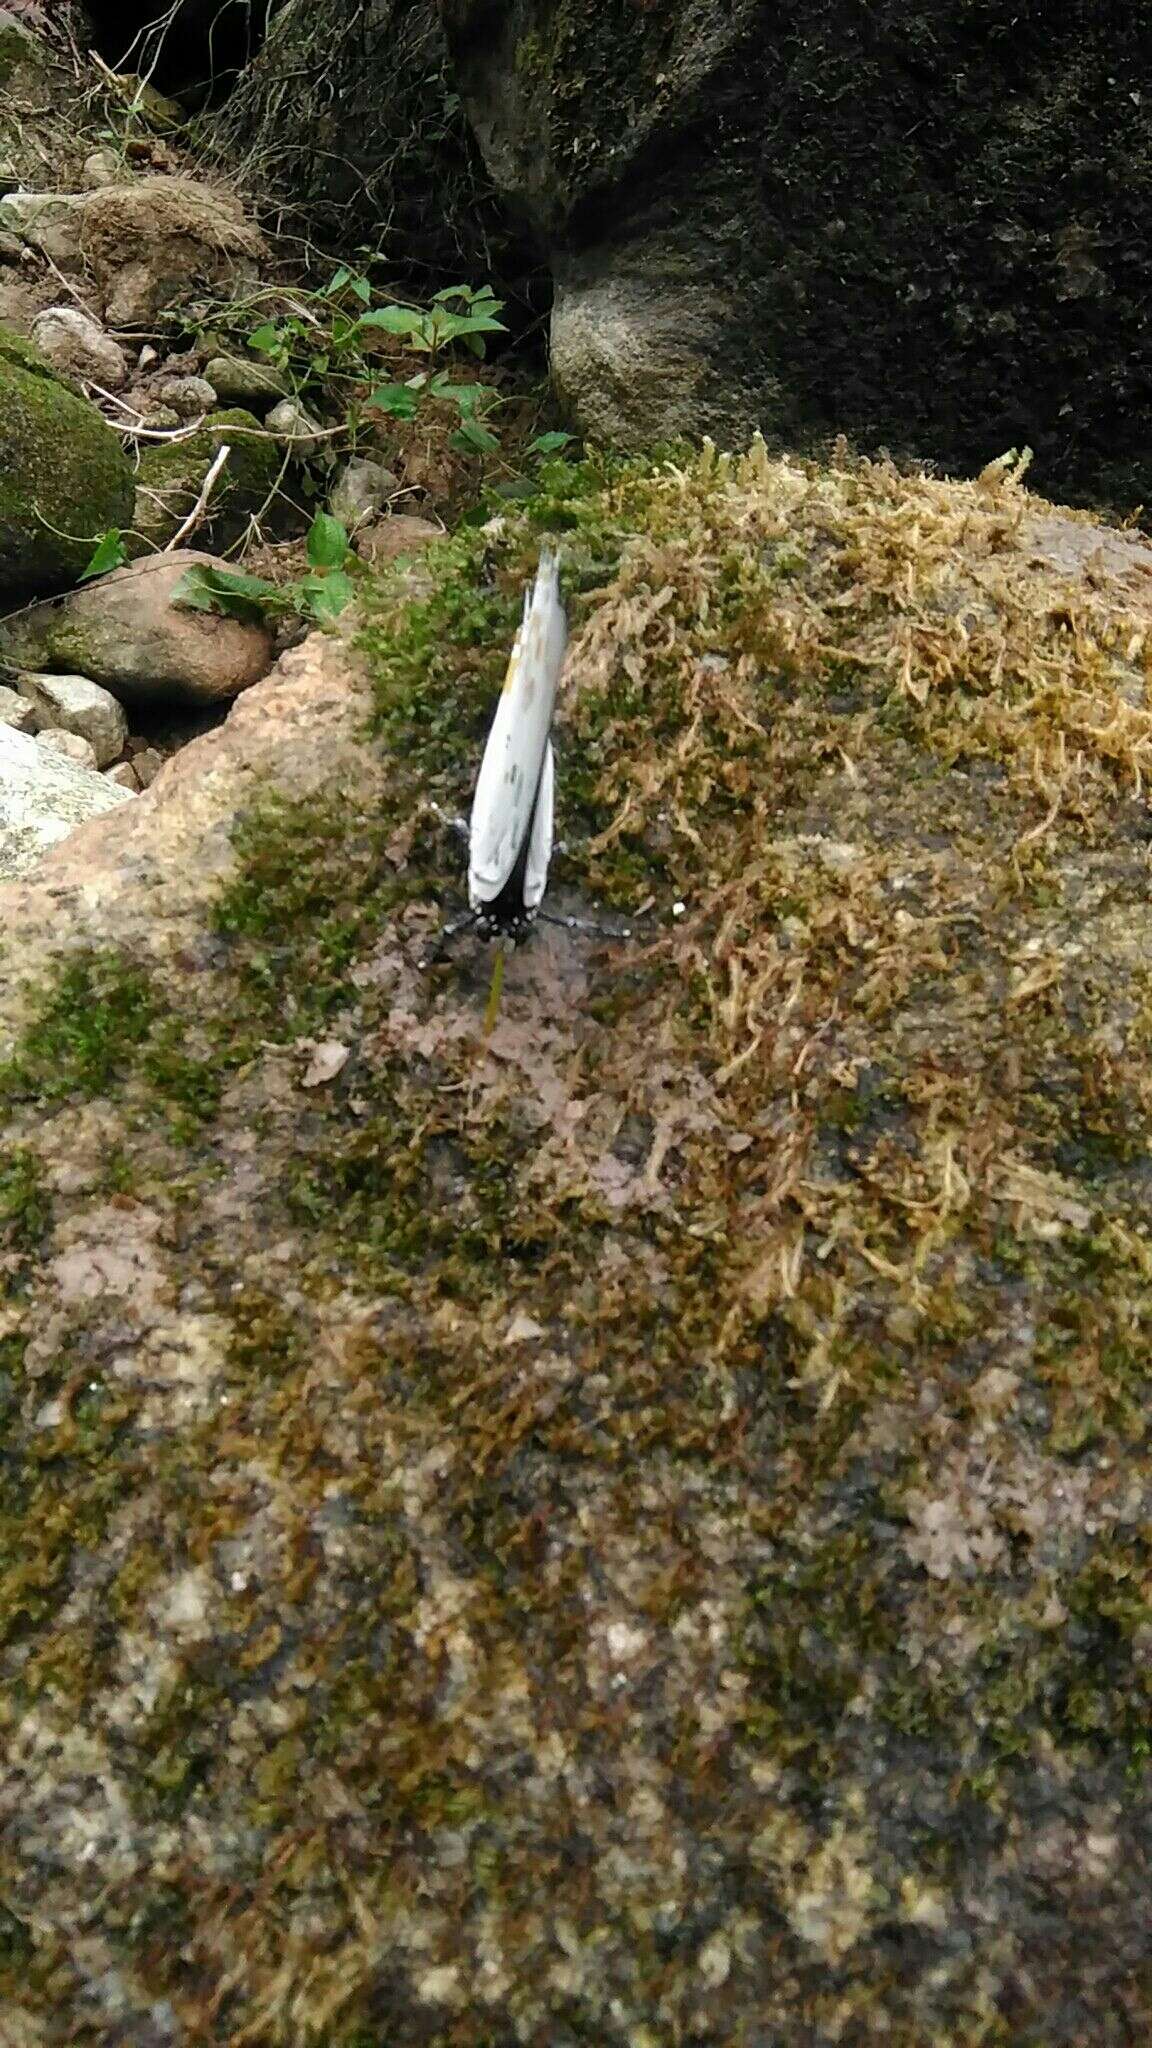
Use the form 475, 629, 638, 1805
419, 908, 479, 967
537, 909, 633, 941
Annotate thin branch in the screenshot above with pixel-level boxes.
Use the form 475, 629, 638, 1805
165, 443, 231, 550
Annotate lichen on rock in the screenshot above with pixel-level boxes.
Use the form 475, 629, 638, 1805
5, 445, 1152, 2037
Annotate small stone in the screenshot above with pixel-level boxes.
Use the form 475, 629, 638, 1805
129, 746, 164, 788
79, 148, 128, 192
103, 760, 139, 790
329, 457, 400, 533
202, 353, 289, 411
18, 671, 128, 767
31, 306, 130, 392
137, 344, 159, 370
354, 514, 443, 565
0, 683, 36, 732
0, 226, 23, 263
149, 374, 218, 420
36, 728, 99, 771
265, 398, 322, 443
0, 192, 85, 270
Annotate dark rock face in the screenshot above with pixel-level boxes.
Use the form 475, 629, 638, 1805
83, 0, 272, 99
206, 0, 537, 302
440, 0, 1152, 507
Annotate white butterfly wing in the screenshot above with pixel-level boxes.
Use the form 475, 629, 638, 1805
523, 737, 554, 911
468, 549, 566, 911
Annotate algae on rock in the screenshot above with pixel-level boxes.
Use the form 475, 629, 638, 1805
7, 448, 1152, 2037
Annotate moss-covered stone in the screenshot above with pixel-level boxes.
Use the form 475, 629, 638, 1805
129, 406, 283, 553
0, 325, 134, 598
10, 447, 1152, 2035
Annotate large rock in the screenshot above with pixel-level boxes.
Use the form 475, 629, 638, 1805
0, 549, 274, 706
0, 718, 134, 878
5, 458, 1152, 2037
0, 326, 135, 600
440, 0, 1152, 507
79, 176, 266, 329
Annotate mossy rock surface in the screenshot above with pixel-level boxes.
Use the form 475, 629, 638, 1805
7, 447, 1152, 2036
0, 325, 134, 599
130, 406, 282, 553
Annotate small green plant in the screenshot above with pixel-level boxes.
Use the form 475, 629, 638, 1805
78, 529, 129, 581
237, 276, 507, 455
173, 511, 355, 627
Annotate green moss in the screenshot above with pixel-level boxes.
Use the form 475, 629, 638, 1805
0, 328, 134, 598
0, 951, 222, 1128
129, 408, 282, 554
0, 1146, 50, 1256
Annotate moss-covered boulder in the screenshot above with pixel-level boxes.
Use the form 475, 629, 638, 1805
0, 326, 134, 600
9, 448, 1152, 2035
130, 407, 282, 553
442, 0, 1152, 510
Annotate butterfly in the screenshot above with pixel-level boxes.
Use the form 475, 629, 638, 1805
423, 548, 631, 981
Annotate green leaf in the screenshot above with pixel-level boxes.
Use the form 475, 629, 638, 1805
306, 511, 350, 572
451, 417, 500, 454
352, 305, 426, 339
172, 564, 275, 624
351, 277, 373, 306
247, 322, 283, 356
325, 266, 352, 296
365, 383, 420, 420
78, 529, 128, 581
491, 476, 538, 501
297, 569, 355, 623
529, 430, 574, 455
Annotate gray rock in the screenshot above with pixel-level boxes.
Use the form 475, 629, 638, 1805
31, 306, 129, 393
202, 353, 289, 411
103, 759, 139, 790
0, 719, 134, 878
148, 374, 218, 420
0, 549, 274, 707
17, 670, 129, 767
329, 457, 399, 533
265, 398, 323, 444
35, 727, 98, 771
0, 227, 24, 263
79, 148, 129, 192
353, 513, 443, 565
0, 193, 85, 271
129, 745, 164, 789
0, 682, 35, 731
